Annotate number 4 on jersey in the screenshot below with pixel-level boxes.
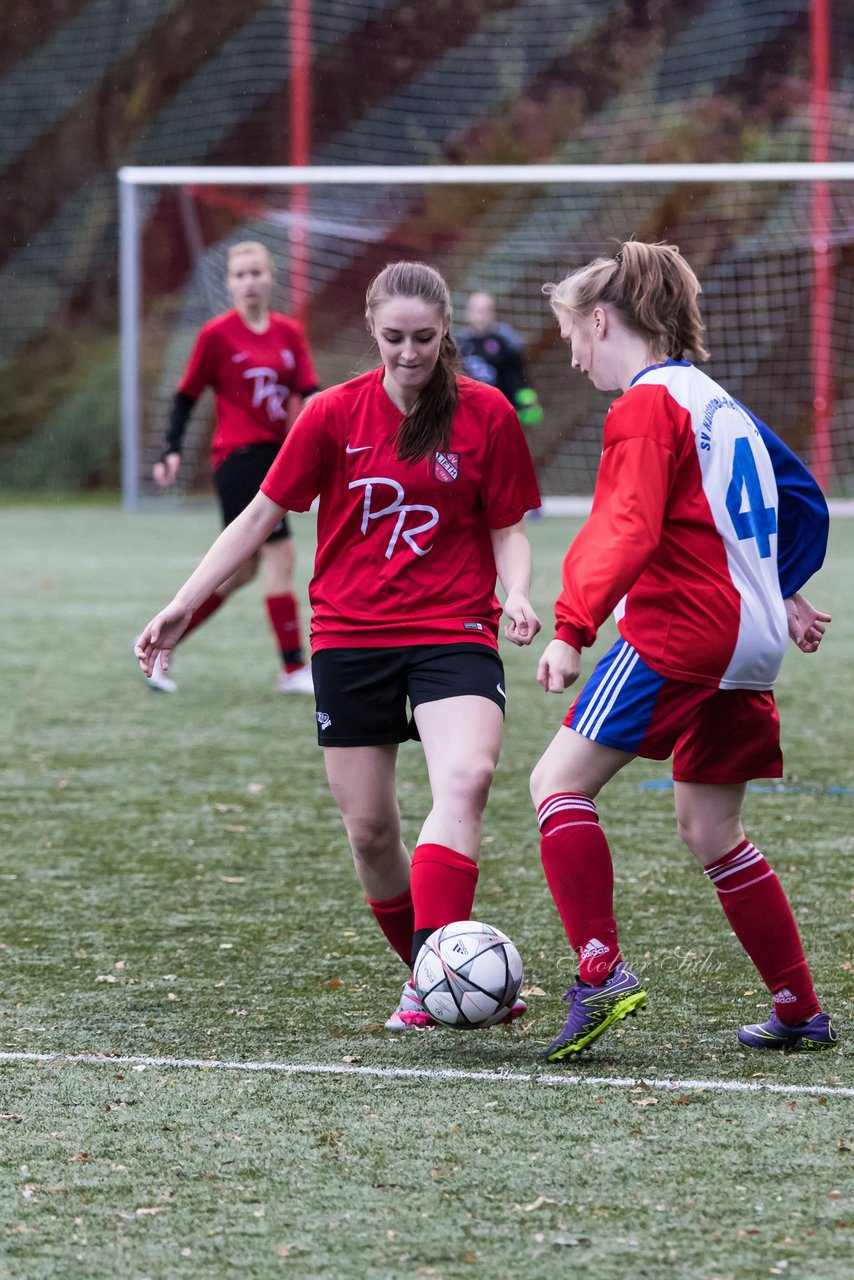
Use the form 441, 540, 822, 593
725, 436, 777, 558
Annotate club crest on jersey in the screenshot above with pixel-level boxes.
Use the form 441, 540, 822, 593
432, 451, 459, 483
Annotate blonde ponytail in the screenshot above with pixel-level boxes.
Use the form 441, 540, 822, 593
543, 240, 709, 361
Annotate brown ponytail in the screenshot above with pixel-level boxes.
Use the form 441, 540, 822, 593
365, 261, 459, 463
543, 240, 710, 362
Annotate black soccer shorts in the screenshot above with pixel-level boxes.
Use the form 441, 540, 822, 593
213, 442, 292, 542
311, 643, 507, 747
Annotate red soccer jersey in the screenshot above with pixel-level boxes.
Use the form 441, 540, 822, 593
178, 310, 319, 469
260, 368, 541, 650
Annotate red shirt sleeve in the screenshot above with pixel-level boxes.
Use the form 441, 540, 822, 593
260, 392, 328, 510
287, 320, 320, 397
554, 386, 677, 649
482, 406, 542, 527
177, 323, 217, 399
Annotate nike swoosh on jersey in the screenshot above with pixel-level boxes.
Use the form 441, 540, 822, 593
346, 443, 372, 453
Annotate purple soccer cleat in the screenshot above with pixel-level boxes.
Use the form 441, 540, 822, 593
737, 1010, 838, 1053
545, 963, 647, 1061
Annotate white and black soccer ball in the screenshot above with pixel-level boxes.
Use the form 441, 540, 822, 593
413, 920, 524, 1029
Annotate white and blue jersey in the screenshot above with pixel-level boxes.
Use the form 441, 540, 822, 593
554, 361, 829, 692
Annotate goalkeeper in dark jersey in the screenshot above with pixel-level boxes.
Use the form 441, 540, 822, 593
456, 291, 543, 431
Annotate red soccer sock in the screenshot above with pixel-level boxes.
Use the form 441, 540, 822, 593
180, 591, 225, 641
365, 887, 414, 965
538, 793, 621, 985
409, 843, 479, 968
704, 840, 820, 1025
265, 592, 305, 671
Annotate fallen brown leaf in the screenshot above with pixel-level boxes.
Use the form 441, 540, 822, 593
520, 1195, 557, 1212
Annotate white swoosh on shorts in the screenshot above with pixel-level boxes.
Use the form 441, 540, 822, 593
496, 683, 506, 700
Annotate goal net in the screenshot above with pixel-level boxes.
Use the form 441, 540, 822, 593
119, 163, 854, 508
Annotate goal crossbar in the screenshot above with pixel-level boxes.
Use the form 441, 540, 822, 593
119, 162, 854, 187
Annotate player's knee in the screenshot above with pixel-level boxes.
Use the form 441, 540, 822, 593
530, 758, 580, 808
345, 814, 398, 865
443, 755, 496, 813
676, 813, 730, 861
676, 813, 700, 856
529, 759, 548, 805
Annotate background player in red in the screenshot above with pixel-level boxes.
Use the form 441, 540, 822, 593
144, 241, 319, 694
530, 240, 837, 1060
136, 260, 542, 1029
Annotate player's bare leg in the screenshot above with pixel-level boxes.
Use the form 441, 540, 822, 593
675, 781, 837, 1051
260, 535, 295, 595
673, 780, 746, 866
324, 743, 425, 1027
323, 743, 410, 900
531, 728, 646, 1059
406, 696, 526, 1027
414, 694, 504, 858
261, 537, 312, 691
530, 724, 632, 807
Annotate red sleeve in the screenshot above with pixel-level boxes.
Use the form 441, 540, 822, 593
289, 321, 320, 396
177, 324, 216, 399
260, 394, 328, 510
482, 408, 542, 527
554, 387, 677, 649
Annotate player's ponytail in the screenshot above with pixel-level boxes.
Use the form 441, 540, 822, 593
366, 261, 459, 463
543, 240, 709, 362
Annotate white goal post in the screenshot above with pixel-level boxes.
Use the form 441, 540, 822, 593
118, 162, 854, 511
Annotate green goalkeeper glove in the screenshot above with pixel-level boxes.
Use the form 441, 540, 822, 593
515, 387, 543, 428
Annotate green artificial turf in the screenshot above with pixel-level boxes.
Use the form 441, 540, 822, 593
1, 503, 851, 1280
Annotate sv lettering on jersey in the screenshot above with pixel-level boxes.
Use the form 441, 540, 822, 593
244, 366, 290, 422
349, 477, 439, 560
700, 394, 754, 451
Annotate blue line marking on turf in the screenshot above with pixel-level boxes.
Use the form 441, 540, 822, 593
639, 780, 854, 795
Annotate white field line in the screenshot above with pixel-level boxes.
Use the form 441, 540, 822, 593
0, 1050, 851, 1099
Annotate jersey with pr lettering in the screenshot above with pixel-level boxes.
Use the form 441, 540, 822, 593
554, 360, 828, 690
178, 310, 319, 469
261, 368, 541, 650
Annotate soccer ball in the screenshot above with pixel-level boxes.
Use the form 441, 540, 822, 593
413, 920, 524, 1029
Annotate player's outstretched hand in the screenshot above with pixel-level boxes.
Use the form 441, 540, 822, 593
134, 601, 193, 676
785, 591, 831, 654
503, 590, 541, 647
537, 638, 581, 692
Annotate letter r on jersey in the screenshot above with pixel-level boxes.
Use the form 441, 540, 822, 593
349, 477, 439, 559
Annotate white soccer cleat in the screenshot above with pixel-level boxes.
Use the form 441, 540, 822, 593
144, 652, 177, 694
384, 979, 527, 1030
277, 665, 314, 694
385, 980, 434, 1030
